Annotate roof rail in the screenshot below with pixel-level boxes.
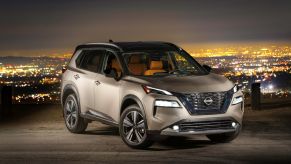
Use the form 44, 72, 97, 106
76, 43, 123, 52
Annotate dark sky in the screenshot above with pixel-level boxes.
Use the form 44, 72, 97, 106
0, 0, 291, 56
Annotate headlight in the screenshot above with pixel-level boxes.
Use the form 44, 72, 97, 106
154, 100, 181, 108
233, 85, 239, 93
142, 85, 172, 95
232, 96, 243, 105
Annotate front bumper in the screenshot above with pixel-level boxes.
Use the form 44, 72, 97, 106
160, 118, 240, 136
142, 90, 244, 136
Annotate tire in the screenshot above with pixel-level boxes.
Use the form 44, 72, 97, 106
63, 94, 88, 133
206, 125, 241, 143
119, 104, 154, 149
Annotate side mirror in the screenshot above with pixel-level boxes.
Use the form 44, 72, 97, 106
104, 68, 120, 81
62, 66, 67, 74
203, 65, 212, 72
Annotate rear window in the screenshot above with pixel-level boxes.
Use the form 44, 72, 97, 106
75, 50, 105, 73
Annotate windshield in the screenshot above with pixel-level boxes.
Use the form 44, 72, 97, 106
123, 50, 208, 76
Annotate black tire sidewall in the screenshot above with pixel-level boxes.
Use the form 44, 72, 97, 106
63, 93, 87, 133
119, 104, 153, 148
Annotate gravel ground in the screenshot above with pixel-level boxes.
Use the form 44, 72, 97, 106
0, 105, 291, 164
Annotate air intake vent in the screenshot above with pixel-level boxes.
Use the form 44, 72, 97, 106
179, 120, 235, 132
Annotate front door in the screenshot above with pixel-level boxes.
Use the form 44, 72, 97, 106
94, 51, 123, 123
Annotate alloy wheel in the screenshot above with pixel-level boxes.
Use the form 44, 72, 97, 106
122, 111, 146, 144
65, 96, 78, 129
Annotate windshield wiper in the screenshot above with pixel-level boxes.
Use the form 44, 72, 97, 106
152, 70, 188, 76
152, 71, 169, 76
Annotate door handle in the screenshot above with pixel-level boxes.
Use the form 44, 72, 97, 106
95, 81, 101, 86
73, 74, 80, 80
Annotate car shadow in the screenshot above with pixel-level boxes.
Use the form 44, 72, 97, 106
84, 126, 214, 150
148, 136, 214, 151
84, 126, 120, 136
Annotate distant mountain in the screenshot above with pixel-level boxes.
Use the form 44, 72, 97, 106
0, 56, 35, 65
0, 56, 68, 65
195, 56, 239, 60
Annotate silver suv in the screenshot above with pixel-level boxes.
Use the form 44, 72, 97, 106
61, 42, 244, 149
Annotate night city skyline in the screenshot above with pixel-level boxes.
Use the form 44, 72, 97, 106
0, 0, 291, 56
1, 1, 291, 163
0, 0, 291, 103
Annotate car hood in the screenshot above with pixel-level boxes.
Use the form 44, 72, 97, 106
124, 73, 234, 94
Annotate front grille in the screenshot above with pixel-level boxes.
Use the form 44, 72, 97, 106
186, 92, 226, 111
176, 90, 233, 115
179, 120, 235, 132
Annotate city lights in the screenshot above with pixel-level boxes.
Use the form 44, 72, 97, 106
192, 44, 291, 96
0, 44, 290, 104
0, 56, 68, 103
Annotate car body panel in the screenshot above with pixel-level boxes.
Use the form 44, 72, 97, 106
61, 42, 244, 137
123, 73, 233, 93
93, 74, 123, 122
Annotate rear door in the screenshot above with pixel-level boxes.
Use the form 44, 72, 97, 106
74, 49, 105, 113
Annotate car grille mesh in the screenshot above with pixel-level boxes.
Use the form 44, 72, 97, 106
185, 92, 226, 111
179, 120, 234, 132
176, 90, 233, 115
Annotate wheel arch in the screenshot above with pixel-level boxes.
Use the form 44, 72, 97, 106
62, 84, 80, 107
120, 95, 145, 116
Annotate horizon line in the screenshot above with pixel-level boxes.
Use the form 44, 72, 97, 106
1, 41, 291, 57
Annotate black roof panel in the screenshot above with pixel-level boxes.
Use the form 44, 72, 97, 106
75, 42, 179, 52
113, 42, 178, 52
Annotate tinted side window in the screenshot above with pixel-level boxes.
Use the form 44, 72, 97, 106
76, 50, 105, 73
103, 51, 123, 77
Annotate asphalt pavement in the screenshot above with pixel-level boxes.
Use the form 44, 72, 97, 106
0, 105, 291, 164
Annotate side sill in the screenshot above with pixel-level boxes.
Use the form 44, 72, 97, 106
80, 112, 119, 127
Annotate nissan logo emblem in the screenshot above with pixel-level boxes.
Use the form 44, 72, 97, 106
204, 97, 213, 105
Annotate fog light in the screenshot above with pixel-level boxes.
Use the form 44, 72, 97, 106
173, 125, 179, 131
232, 122, 236, 127
232, 96, 243, 105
